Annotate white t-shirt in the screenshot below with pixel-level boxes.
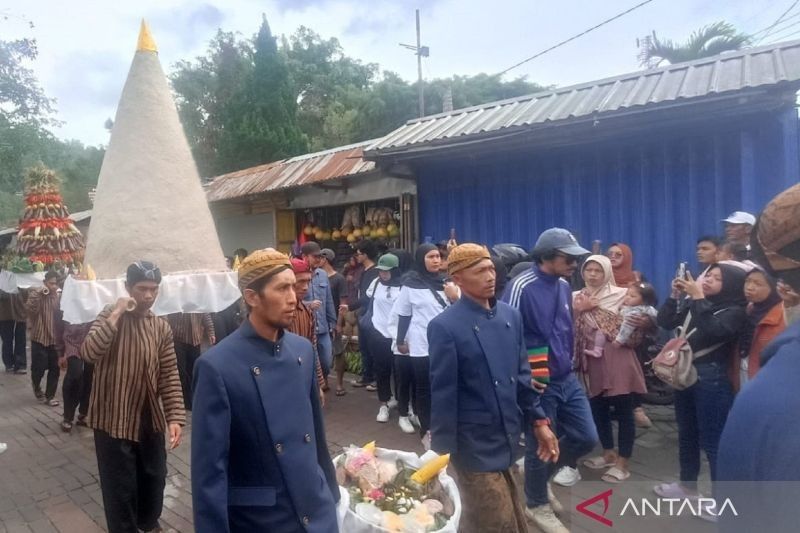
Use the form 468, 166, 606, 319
369, 280, 400, 340
390, 285, 449, 357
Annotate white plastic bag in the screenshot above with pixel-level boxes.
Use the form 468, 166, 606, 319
335, 448, 461, 533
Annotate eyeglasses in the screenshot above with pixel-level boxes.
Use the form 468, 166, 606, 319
608, 252, 624, 258
555, 253, 578, 265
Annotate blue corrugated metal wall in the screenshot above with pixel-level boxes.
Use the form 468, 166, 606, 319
416, 109, 800, 297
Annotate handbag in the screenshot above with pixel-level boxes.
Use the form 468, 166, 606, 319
652, 311, 723, 390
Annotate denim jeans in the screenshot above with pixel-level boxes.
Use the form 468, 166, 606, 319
525, 372, 599, 507
673, 361, 734, 487
317, 330, 333, 376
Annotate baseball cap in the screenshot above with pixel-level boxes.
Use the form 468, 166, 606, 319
722, 211, 756, 226
533, 228, 590, 257
376, 253, 400, 271
320, 248, 335, 262
300, 241, 322, 256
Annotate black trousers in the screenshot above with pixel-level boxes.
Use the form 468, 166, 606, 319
394, 355, 417, 417
368, 331, 394, 403
79, 362, 94, 417
31, 341, 59, 399
94, 420, 166, 533
0, 320, 26, 370
396, 355, 431, 436
174, 341, 201, 410
62, 358, 93, 422
590, 394, 636, 458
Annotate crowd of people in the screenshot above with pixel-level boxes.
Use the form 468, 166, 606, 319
3, 199, 800, 532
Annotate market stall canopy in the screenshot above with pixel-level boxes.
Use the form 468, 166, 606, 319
62, 21, 236, 324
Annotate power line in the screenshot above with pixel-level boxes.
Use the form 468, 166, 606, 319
763, 25, 800, 43
495, 0, 657, 77
756, 0, 800, 44
750, 11, 800, 37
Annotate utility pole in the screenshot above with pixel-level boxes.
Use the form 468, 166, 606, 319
400, 9, 429, 118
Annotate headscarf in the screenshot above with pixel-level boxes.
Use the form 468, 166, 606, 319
290, 257, 311, 274
237, 248, 291, 292
402, 243, 445, 291
492, 257, 509, 298
126, 260, 162, 286
389, 248, 413, 275
575, 255, 627, 312
740, 268, 783, 357
609, 243, 638, 287
703, 263, 748, 312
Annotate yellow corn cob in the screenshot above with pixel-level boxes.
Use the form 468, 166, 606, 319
85, 264, 97, 281
411, 453, 450, 484
362, 441, 376, 454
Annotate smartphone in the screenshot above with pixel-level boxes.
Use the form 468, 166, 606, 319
677, 262, 688, 281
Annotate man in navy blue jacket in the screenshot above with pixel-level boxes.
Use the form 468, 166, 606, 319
191, 249, 339, 533
429, 243, 558, 533
502, 228, 598, 533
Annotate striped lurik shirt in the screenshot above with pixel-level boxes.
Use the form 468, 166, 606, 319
26, 289, 59, 347
165, 313, 215, 346
81, 306, 186, 442
288, 301, 325, 388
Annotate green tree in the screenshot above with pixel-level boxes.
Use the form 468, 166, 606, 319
640, 21, 751, 67
218, 16, 308, 171
0, 38, 56, 127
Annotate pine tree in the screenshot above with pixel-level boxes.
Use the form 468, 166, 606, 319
12, 163, 85, 270
217, 15, 308, 171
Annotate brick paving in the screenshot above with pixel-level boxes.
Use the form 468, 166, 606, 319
0, 365, 715, 532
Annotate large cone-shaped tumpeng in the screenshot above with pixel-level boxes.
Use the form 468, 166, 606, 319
84, 21, 226, 278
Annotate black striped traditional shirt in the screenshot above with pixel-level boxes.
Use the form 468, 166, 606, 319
165, 313, 215, 346
26, 289, 59, 347
288, 301, 325, 388
81, 306, 186, 441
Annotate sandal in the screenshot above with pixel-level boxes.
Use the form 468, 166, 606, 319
48, 399, 60, 407
582, 456, 617, 470
602, 466, 630, 484
76, 415, 87, 427
60, 421, 73, 433
335, 389, 347, 397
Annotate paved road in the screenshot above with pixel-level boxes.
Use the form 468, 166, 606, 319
0, 367, 714, 532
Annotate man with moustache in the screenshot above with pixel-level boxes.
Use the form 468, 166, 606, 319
191, 249, 338, 533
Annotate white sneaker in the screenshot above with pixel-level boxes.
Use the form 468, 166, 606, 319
525, 504, 569, 533
398, 416, 415, 434
376, 405, 390, 423
548, 483, 564, 515
421, 431, 431, 451
387, 398, 398, 409
0, 443, 6, 455
552, 466, 581, 487
409, 414, 420, 427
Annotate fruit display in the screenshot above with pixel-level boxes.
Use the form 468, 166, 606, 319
9, 163, 85, 270
336, 443, 459, 532
298, 204, 401, 246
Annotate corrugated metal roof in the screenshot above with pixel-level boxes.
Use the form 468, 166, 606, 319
206, 140, 377, 202
366, 39, 800, 155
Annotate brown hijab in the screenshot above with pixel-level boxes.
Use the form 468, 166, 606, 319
609, 242, 638, 287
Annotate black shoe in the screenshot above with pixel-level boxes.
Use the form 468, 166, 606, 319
76, 415, 87, 427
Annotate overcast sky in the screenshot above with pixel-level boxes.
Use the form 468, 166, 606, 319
1, 0, 796, 146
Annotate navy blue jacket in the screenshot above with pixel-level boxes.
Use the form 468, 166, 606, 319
717, 323, 800, 531
428, 296, 547, 472
502, 265, 575, 381
191, 319, 339, 533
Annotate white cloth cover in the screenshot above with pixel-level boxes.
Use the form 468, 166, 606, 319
0, 271, 44, 293
59, 271, 240, 324
335, 448, 461, 533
